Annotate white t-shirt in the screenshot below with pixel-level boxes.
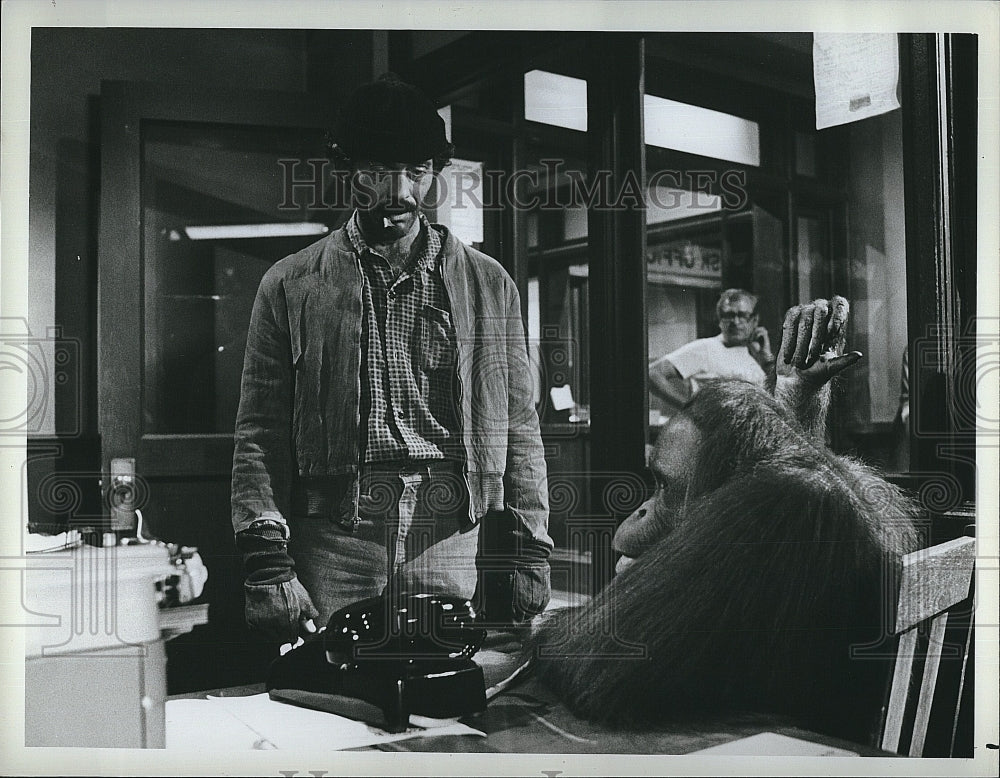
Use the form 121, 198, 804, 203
658, 334, 765, 390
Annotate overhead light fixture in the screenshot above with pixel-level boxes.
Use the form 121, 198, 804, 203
168, 222, 330, 241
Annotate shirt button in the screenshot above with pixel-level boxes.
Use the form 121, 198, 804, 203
394, 408, 405, 419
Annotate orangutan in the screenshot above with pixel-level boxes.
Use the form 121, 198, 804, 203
526, 298, 920, 744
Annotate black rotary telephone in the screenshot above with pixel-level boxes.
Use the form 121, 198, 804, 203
266, 593, 488, 732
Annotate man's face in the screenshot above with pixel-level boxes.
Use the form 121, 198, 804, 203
353, 159, 435, 242
718, 297, 758, 347
649, 414, 701, 525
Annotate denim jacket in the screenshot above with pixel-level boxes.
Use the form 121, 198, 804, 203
231, 223, 553, 577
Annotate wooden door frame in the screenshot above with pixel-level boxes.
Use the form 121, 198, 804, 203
97, 80, 338, 482
899, 34, 978, 503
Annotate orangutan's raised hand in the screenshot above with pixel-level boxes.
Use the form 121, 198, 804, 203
777, 296, 862, 387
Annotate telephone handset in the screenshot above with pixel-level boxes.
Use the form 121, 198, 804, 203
266, 593, 488, 732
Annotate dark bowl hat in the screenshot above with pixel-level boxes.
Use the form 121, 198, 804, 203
334, 73, 450, 164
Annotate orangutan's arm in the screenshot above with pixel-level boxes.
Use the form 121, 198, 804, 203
768, 296, 861, 440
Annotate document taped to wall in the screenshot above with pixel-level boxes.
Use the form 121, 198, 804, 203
813, 33, 901, 130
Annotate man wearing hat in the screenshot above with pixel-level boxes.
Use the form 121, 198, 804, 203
231, 74, 552, 645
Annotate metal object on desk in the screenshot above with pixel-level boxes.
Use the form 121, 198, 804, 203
23, 450, 210, 749
266, 593, 488, 732
23, 542, 174, 748
23, 532, 210, 748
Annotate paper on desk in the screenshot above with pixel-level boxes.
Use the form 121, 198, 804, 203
165, 693, 484, 751
690, 731, 859, 757
166, 699, 259, 750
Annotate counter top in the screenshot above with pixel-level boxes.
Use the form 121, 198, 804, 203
170, 639, 893, 758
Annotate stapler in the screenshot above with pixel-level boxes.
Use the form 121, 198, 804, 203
266, 593, 488, 732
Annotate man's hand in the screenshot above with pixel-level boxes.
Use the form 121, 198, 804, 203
475, 508, 551, 630
244, 576, 319, 645
748, 326, 774, 368
236, 521, 318, 645
778, 296, 861, 387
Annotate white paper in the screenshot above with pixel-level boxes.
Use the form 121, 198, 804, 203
165, 699, 263, 750
690, 731, 859, 757
813, 33, 900, 130
549, 384, 575, 411
165, 693, 484, 751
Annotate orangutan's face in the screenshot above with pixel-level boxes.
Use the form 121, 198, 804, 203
648, 414, 701, 523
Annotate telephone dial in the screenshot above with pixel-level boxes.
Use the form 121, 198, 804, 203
266, 592, 488, 732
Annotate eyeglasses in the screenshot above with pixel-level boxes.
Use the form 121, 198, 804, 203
719, 310, 756, 321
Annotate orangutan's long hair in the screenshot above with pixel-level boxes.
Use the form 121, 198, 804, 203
527, 381, 920, 744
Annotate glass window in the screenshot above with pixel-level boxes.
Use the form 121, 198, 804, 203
842, 109, 909, 444
795, 130, 818, 177
142, 121, 333, 434
647, 184, 723, 224
640, 31, 909, 472
795, 213, 831, 304
517, 53, 595, 568
525, 147, 591, 425
434, 106, 485, 246
646, 214, 735, 428
434, 157, 485, 246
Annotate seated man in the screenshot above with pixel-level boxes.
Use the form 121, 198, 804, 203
527, 297, 920, 744
648, 288, 774, 415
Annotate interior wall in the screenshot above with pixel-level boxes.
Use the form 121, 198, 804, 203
28, 28, 311, 439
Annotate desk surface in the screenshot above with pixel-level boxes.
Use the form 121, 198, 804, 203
169, 629, 893, 755
172, 678, 891, 757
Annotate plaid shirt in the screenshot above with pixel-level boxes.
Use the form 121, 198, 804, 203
347, 211, 460, 464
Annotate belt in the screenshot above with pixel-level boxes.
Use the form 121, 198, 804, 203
293, 460, 466, 530
360, 459, 462, 478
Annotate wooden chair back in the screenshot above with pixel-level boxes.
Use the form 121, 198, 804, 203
879, 536, 976, 757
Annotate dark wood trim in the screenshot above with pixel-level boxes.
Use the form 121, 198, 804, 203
305, 30, 381, 101
644, 54, 811, 128
451, 104, 515, 139
386, 30, 412, 75
136, 435, 235, 478
506, 73, 530, 327
398, 31, 587, 106
586, 33, 647, 591
98, 80, 142, 482
899, 34, 976, 502
947, 33, 979, 449
645, 32, 815, 102
523, 121, 588, 160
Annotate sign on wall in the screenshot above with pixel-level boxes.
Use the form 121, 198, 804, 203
646, 239, 723, 288
813, 33, 901, 130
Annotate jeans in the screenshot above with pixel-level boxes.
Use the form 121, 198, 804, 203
289, 460, 479, 627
